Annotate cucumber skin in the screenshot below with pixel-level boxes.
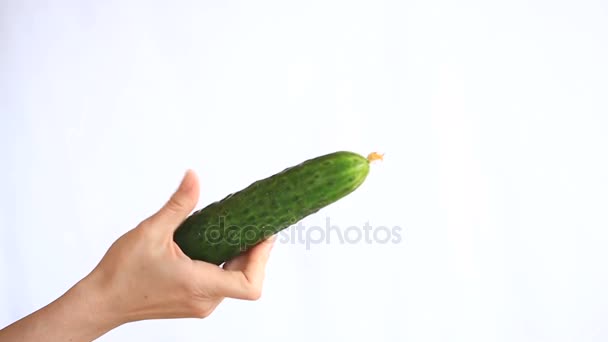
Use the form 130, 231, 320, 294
173, 151, 370, 265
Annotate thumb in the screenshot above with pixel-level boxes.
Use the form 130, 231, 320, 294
149, 169, 200, 233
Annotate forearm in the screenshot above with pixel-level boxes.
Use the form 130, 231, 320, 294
0, 274, 119, 342
0, 170, 273, 341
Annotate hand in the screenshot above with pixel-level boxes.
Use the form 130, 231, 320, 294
0, 170, 275, 342
90, 169, 275, 323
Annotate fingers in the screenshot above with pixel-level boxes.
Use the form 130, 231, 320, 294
198, 236, 276, 300
223, 236, 275, 271
147, 170, 200, 234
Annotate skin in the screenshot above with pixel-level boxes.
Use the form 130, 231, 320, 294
0, 170, 275, 342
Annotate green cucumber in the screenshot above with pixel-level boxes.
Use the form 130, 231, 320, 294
173, 151, 381, 265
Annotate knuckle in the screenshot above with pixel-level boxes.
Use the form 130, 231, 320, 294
194, 308, 213, 319
244, 286, 262, 301
167, 195, 188, 212
188, 302, 213, 318
238, 275, 263, 300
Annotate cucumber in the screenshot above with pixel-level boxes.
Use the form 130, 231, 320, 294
173, 151, 381, 265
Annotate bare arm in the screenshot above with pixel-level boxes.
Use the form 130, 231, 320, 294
0, 274, 120, 341
0, 170, 274, 342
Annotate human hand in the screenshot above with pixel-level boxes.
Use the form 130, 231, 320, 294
0, 170, 275, 342
88, 169, 275, 325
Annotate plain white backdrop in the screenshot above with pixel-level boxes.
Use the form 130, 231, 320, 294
1, 0, 607, 341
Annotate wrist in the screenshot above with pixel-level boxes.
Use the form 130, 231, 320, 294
0, 271, 123, 342
61, 271, 125, 339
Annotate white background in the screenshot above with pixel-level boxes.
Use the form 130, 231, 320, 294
1, 1, 607, 341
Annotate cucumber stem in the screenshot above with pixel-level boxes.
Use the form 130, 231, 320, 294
367, 152, 384, 163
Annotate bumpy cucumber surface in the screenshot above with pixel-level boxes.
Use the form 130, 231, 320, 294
173, 151, 372, 265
